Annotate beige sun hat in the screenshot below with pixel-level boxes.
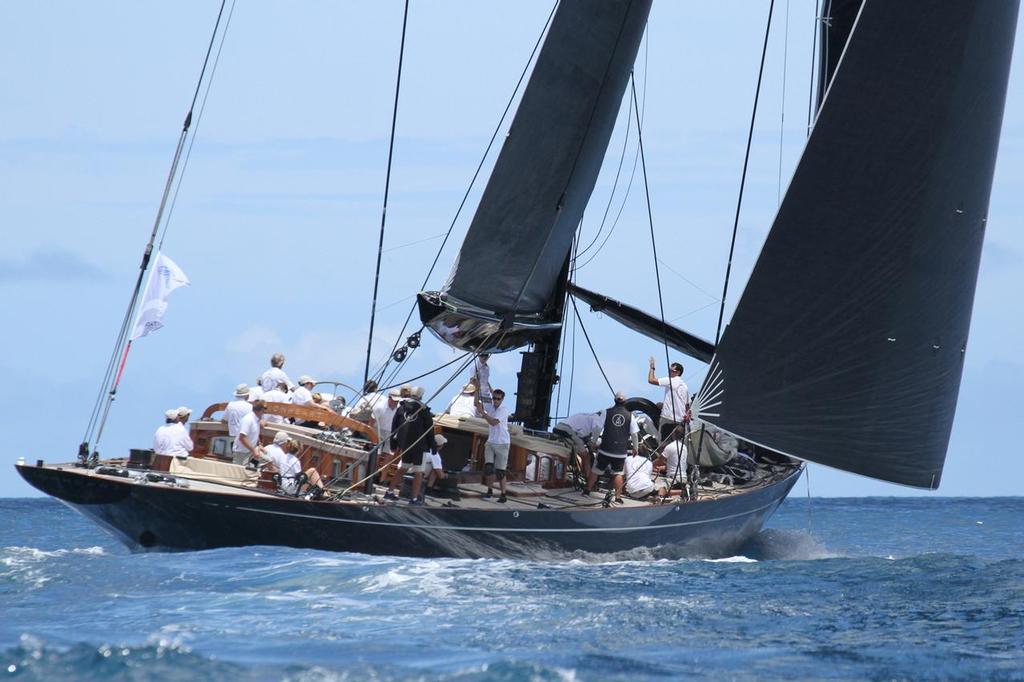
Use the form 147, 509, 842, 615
234, 383, 250, 398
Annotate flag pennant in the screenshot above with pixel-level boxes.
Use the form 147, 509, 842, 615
130, 252, 191, 340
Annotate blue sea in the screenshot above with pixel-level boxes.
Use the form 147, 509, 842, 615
1, 496, 1021, 681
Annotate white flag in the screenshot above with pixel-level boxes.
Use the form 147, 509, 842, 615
130, 252, 191, 340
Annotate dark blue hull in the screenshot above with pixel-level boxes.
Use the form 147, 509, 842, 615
17, 463, 802, 558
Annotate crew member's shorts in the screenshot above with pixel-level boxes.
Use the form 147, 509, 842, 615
627, 482, 656, 499
428, 452, 443, 474
231, 449, 251, 466
401, 452, 431, 473
484, 442, 509, 471
593, 452, 625, 475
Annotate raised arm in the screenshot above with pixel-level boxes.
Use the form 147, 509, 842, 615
647, 356, 659, 386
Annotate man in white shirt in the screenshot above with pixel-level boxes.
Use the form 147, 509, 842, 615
623, 450, 664, 500
259, 352, 292, 392
233, 400, 266, 465
472, 354, 492, 403
648, 358, 690, 444
475, 387, 510, 503
371, 389, 402, 457
290, 375, 315, 407
261, 431, 302, 494
262, 380, 291, 424
154, 408, 193, 459
659, 434, 688, 491
224, 384, 254, 438
446, 382, 478, 418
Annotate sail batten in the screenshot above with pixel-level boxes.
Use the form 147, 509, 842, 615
700, 0, 1019, 489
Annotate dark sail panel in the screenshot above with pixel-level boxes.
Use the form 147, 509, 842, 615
420, 0, 652, 352
569, 283, 714, 363
700, 1, 1018, 489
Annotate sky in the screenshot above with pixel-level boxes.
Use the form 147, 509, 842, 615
1, 1, 1021, 498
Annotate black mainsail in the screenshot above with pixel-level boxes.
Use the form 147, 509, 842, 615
697, 1, 1019, 489
418, 0, 652, 352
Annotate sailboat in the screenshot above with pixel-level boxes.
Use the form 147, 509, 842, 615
17, 0, 1018, 558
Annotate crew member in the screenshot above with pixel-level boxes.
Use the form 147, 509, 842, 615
347, 379, 382, 423
262, 380, 291, 424
233, 400, 266, 465
224, 384, 253, 438
154, 408, 193, 459
259, 352, 292, 392
446, 382, 478, 418
385, 386, 436, 504
647, 358, 690, 443
472, 353, 493, 403
476, 387, 510, 503
553, 411, 602, 479
290, 375, 316, 406
586, 392, 639, 504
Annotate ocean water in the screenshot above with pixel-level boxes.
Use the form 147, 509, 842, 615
1, 496, 1021, 681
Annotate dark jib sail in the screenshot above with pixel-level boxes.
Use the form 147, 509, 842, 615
419, 0, 652, 352
698, 1, 1018, 489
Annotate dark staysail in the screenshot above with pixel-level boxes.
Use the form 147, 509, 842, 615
569, 283, 714, 363
697, 1, 1019, 489
419, 0, 652, 352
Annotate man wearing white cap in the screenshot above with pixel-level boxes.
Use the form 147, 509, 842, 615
154, 408, 193, 459
261, 431, 302, 494
224, 384, 254, 438
290, 375, 316, 407
259, 352, 293, 392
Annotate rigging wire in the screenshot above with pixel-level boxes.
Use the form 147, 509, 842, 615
806, 0, 824, 131
694, 0, 777, 485
777, 0, 790, 205
710, 0, 776, 350
159, 0, 239, 250
569, 297, 614, 394
364, 0, 411, 387
83, 0, 232, 451
629, 76, 683, 458
572, 36, 649, 270
571, 88, 633, 260
364, 0, 559, 389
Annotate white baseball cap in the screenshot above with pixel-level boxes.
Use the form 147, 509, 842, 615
273, 431, 290, 445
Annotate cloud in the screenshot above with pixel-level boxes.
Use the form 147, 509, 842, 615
0, 248, 108, 283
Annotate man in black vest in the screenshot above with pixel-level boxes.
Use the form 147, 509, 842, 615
585, 392, 639, 504
384, 386, 436, 504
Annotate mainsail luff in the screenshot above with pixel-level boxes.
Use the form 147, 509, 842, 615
699, 0, 1019, 489
420, 0, 652, 351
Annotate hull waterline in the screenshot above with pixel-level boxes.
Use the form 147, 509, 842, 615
17, 463, 802, 559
